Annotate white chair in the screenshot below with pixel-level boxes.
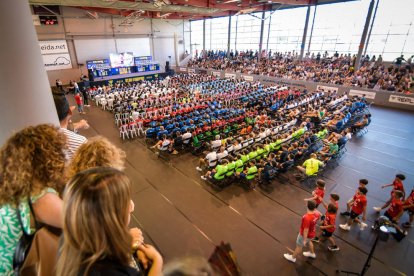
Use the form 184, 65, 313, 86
119, 125, 130, 140
114, 113, 122, 126
129, 122, 138, 138
107, 98, 114, 111
94, 95, 102, 106
137, 120, 145, 136
100, 98, 108, 110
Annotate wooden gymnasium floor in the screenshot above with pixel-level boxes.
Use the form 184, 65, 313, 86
71, 100, 414, 276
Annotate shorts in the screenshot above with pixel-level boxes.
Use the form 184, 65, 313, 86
350, 210, 360, 219
384, 211, 397, 223
239, 173, 246, 179
322, 230, 333, 238
296, 234, 310, 247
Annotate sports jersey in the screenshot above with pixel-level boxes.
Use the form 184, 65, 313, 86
323, 212, 336, 233
246, 166, 258, 180
302, 158, 323, 176
300, 212, 320, 239
351, 194, 367, 215
235, 159, 244, 173
214, 164, 228, 180
403, 190, 414, 212
313, 187, 325, 205
386, 198, 403, 219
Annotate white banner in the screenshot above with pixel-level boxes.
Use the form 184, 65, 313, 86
225, 73, 236, 79
389, 95, 414, 106
188, 68, 195, 73
349, 89, 376, 99
242, 75, 254, 82
39, 40, 69, 55
180, 67, 187, 72
316, 85, 338, 93
42, 53, 72, 71
212, 71, 221, 77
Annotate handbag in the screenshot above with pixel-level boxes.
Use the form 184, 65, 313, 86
13, 200, 38, 275
13, 200, 60, 276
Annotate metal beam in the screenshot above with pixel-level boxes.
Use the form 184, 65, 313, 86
355, 0, 375, 70
202, 18, 206, 51
227, 15, 231, 58
258, 10, 265, 60
307, 2, 317, 54
299, 5, 311, 60
363, 0, 380, 56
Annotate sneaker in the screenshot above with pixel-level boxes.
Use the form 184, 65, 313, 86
201, 176, 207, 180
340, 211, 350, 216
373, 207, 382, 212
340, 224, 351, 231
311, 237, 320, 243
172, 150, 179, 155
196, 167, 203, 172
283, 253, 296, 263
359, 222, 368, 231
328, 245, 340, 251
402, 222, 412, 228
303, 251, 316, 258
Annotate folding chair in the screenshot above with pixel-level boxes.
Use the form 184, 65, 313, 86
119, 125, 130, 140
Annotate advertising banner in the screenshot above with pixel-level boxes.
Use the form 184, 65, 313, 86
225, 73, 236, 79
316, 85, 339, 93
349, 89, 376, 99
39, 40, 69, 55
242, 75, 254, 82
42, 53, 72, 71
389, 95, 414, 105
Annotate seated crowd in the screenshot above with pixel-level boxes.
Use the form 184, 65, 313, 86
188, 49, 413, 93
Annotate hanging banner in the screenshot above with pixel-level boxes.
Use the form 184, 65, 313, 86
42, 53, 72, 71
188, 68, 196, 73
349, 89, 376, 99
389, 95, 414, 106
225, 73, 236, 79
242, 75, 254, 82
317, 85, 338, 93
212, 71, 221, 77
179, 67, 187, 72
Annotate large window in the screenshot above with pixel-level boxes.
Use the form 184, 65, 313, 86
235, 13, 262, 51
306, 1, 370, 56
268, 7, 307, 54
190, 0, 414, 61
190, 20, 203, 56
365, 0, 414, 61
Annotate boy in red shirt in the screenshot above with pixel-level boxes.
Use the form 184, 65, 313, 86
403, 189, 414, 228
312, 203, 339, 251
340, 187, 368, 231
374, 174, 406, 212
340, 179, 368, 216
284, 201, 321, 263
305, 179, 325, 209
74, 93, 85, 114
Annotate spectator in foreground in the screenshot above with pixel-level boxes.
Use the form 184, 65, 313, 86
57, 167, 163, 275
0, 124, 66, 275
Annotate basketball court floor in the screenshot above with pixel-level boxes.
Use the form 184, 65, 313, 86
72, 101, 414, 276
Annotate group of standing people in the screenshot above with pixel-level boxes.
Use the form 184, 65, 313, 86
284, 174, 413, 263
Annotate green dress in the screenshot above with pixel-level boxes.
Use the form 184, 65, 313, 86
0, 188, 57, 276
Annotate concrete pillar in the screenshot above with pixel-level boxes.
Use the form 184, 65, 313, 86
258, 11, 266, 60
355, 0, 375, 70
299, 5, 311, 60
174, 32, 179, 67
0, 0, 59, 146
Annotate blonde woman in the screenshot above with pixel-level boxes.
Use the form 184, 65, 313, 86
57, 167, 163, 275
66, 136, 126, 180
0, 124, 66, 275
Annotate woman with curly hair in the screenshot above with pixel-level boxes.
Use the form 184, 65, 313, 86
65, 136, 126, 180
57, 167, 163, 276
0, 124, 66, 275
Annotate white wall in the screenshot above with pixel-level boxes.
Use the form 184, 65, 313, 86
34, 6, 187, 86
